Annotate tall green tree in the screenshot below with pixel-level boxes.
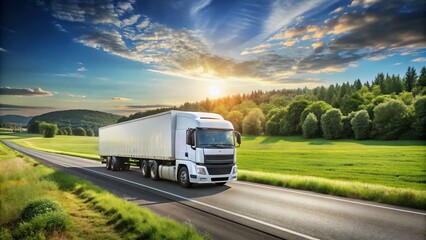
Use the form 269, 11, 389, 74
351, 110, 371, 140
373, 73, 385, 93
265, 108, 286, 135
340, 92, 364, 115
354, 79, 362, 90
412, 97, 426, 138
418, 66, 426, 87
321, 108, 343, 139
281, 99, 310, 135
302, 113, 318, 138
325, 85, 336, 104
300, 101, 332, 136
404, 67, 418, 92
242, 108, 265, 135
73, 127, 86, 136
226, 111, 244, 133
373, 100, 408, 140
39, 122, 58, 138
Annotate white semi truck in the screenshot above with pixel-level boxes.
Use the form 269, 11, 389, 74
99, 110, 241, 187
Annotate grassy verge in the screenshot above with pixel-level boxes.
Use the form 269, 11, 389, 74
238, 170, 426, 210
0, 141, 206, 239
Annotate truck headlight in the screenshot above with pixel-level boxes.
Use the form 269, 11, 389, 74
233, 166, 238, 174
196, 167, 206, 175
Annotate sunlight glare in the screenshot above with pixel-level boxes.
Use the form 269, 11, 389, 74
209, 85, 221, 98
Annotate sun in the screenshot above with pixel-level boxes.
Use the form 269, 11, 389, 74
209, 85, 221, 98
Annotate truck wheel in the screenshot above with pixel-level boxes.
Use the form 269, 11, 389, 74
111, 157, 119, 171
150, 161, 159, 181
178, 166, 191, 188
106, 157, 112, 170
141, 160, 150, 178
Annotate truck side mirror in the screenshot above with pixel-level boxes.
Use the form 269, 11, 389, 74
234, 131, 241, 147
186, 129, 195, 147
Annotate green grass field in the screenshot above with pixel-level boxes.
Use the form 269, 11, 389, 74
4, 133, 426, 209
3, 133, 100, 160
238, 136, 426, 190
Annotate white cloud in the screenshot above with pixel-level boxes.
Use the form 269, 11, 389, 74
190, 0, 211, 16
77, 67, 86, 72
0, 47, 7, 52
55, 72, 84, 78
0, 87, 53, 96
68, 94, 86, 98
393, 62, 401, 66
53, 22, 67, 32
263, 0, 326, 39
330, 6, 344, 14
412, 57, 426, 62
112, 97, 130, 101
122, 14, 140, 27
136, 18, 150, 30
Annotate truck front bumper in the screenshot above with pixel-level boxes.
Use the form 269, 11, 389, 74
190, 164, 238, 184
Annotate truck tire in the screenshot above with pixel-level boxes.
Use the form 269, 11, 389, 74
111, 157, 120, 171
106, 157, 112, 170
150, 161, 159, 181
178, 166, 191, 188
141, 160, 150, 178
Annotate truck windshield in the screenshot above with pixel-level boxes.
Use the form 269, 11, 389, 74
196, 129, 234, 148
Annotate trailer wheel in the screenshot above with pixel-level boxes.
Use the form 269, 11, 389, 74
111, 157, 119, 171
150, 161, 159, 181
178, 166, 191, 188
106, 157, 112, 170
141, 160, 150, 178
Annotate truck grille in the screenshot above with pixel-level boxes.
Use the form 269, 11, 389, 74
206, 164, 233, 175
204, 154, 234, 164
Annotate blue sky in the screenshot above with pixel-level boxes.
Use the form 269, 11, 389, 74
0, 0, 425, 116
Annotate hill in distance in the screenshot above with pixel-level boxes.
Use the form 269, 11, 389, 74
0, 115, 33, 125
28, 109, 123, 132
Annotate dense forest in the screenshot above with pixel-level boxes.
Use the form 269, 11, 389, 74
27, 110, 122, 136
120, 66, 426, 140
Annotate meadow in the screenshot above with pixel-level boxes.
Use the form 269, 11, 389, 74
4, 133, 426, 209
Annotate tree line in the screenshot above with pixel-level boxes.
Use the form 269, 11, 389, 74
128, 66, 425, 140
28, 121, 96, 138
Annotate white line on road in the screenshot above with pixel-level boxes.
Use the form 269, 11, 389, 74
233, 181, 426, 216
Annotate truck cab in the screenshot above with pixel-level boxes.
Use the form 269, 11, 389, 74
175, 112, 241, 187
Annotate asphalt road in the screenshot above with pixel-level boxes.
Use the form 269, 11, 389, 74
3, 141, 425, 240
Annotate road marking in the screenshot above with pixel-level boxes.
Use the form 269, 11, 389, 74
9, 144, 320, 240
233, 181, 426, 216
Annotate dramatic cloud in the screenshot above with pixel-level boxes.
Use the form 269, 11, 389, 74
38, 0, 426, 84
112, 97, 130, 101
0, 87, 53, 96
